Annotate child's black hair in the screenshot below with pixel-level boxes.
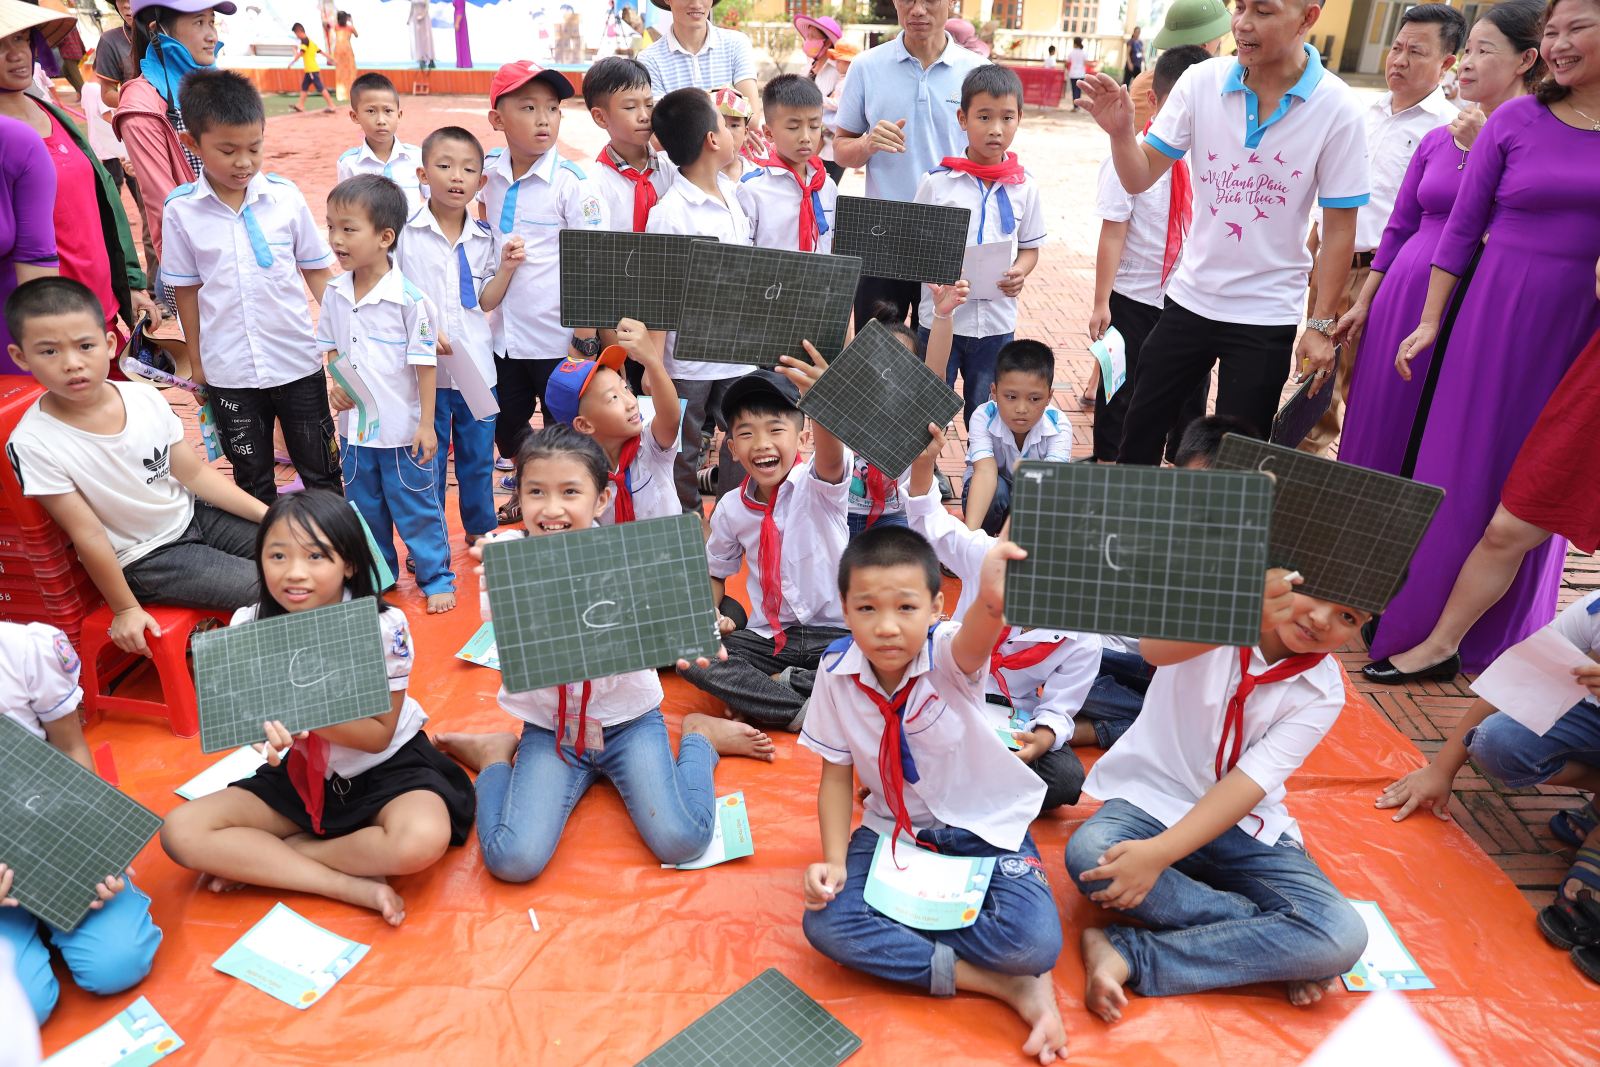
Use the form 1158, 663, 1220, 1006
994, 339, 1054, 387
4, 277, 105, 345
1171, 414, 1258, 469
328, 175, 409, 253
960, 63, 1024, 111
291, 21, 305, 33
871, 300, 922, 357
582, 55, 653, 111
350, 71, 399, 109
762, 73, 823, 113
179, 69, 265, 139
513, 423, 612, 496
1152, 45, 1211, 101
337, 10, 352, 26
837, 525, 942, 599
421, 125, 485, 167
253, 489, 389, 621
652, 87, 719, 169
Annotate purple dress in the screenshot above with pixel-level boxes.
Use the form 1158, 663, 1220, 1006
1370, 97, 1600, 672
0, 114, 59, 373
1338, 125, 1465, 474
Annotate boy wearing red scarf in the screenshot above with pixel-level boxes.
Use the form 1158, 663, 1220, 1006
913, 64, 1045, 425
736, 75, 838, 254
1088, 45, 1211, 463
798, 526, 1068, 1066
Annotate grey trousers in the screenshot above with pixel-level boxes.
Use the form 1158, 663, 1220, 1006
672, 377, 744, 512
121, 503, 260, 612
679, 624, 850, 732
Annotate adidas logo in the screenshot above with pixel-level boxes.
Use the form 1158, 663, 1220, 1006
143, 445, 170, 483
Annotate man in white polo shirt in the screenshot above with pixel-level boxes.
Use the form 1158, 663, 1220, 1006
638, 0, 760, 146
1298, 3, 1463, 455
833, 0, 985, 328
1080, 0, 1370, 466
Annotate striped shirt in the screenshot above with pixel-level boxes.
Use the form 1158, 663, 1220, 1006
638, 25, 755, 99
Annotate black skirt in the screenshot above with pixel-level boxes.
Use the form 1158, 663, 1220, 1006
233, 732, 476, 845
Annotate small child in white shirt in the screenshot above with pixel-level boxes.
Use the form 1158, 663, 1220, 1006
737, 75, 838, 254
963, 340, 1070, 534
336, 73, 425, 214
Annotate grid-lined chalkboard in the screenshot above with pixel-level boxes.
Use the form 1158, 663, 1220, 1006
830, 196, 970, 283
672, 243, 860, 367
558, 229, 711, 330
637, 969, 861, 1067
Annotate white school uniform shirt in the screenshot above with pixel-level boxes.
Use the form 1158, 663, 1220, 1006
914, 166, 1047, 338
337, 139, 426, 215
0, 622, 84, 741
1145, 47, 1370, 326
393, 206, 499, 391
1067, 48, 1087, 79
706, 454, 850, 637
476, 529, 664, 726
1084, 643, 1345, 844
592, 146, 677, 232
735, 161, 839, 254
159, 171, 337, 389
905, 487, 1099, 748
483, 146, 607, 360
1094, 145, 1175, 309
800, 623, 1045, 851
845, 457, 910, 522
229, 599, 426, 779
1548, 590, 1600, 707
1348, 87, 1456, 253
80, 80, 124, 161
645, 174, 753, 381
315, 268, 438, 449
6, 382, 193, 566
964, 401, 1070, 473
600, 395, 682, 525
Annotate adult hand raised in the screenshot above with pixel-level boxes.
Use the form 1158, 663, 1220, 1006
1078, 73, 1135, 137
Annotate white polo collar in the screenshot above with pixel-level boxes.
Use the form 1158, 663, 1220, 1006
328, 266, 407, 309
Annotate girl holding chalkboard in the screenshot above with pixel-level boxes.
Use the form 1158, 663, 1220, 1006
159, 491, 474, 926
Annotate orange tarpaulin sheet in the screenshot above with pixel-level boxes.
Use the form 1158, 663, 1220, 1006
37, 557, 1600, 1065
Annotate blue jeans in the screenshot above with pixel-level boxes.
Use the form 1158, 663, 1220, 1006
473, 710, 719, 882
1466, 702, 1600, 788
0, 880, 162, 1023
432, 387, 497, 538
802, 825, 1061, 995
1065, 799, 1366, 996
1078, 648, 1151, 748
918, 328, 1013, 427
846, 507, 909, 539
341, 440, 455, 597
961, 464, 1012, 536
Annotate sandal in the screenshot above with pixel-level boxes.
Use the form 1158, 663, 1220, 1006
1551, 802, 1599, 849
1537, 892, 1600, 950
496, 496, 522, 526
1573, 945, 1600, 984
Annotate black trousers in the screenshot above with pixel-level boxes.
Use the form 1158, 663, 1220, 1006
852, 275, 920, 334
492, 355, 561, 459
1116, 299, 1295, 465
822, 159, 846, 185
209, 370, 341, 503
1094, 291, 1209, 462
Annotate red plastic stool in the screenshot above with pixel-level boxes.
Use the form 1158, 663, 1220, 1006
78, 603, 223, 738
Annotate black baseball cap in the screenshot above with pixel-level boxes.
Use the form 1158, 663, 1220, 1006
719, 369, 801, 426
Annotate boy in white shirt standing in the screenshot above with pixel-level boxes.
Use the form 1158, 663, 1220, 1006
336, 73, 425, 215
160, 70, 341, 504
799, 526, 1067, 1065
645, 87, 752, 515
737, 74, 837, 254
914, 64, 1045, 424
586, 56, 676, 234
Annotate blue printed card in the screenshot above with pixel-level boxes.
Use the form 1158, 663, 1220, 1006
213, 903, 370, 1009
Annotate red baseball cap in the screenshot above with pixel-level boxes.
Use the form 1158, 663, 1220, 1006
490, 60, 574, 107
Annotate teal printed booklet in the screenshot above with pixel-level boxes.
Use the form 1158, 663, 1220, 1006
1341, 900, 1434, 991
42, 997, 183, 1067
864, 833, 996, 931
456, 622, 500, 671
669, 792, 754, 870
213, 903, 370, 1009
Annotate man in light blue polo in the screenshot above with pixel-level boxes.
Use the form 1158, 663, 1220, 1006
834, 0, 984, 327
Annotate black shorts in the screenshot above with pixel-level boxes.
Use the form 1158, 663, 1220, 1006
233, 732, 476, 844
301, 71, 326, 93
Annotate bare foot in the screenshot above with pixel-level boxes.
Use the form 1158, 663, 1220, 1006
990, 972, 1068, 1064
1081, 927, 1131, 1023
203, 874, 247, 893
1285, 977, 1338, 1006
435, 731, 518, 773
683, 713, 776, 762
426, 591, 457, 614
344, 876, 406, 926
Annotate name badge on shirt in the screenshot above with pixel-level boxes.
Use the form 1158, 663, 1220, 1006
562, 717, 605, 753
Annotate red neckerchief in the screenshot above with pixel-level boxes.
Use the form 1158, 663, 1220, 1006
555, 679, 595, 765
852, 674, 919, 865
286, 734, 332, 835
740, 477, 788, 653
762, 154, 829, 252
864, 463, 892, 526
595, 148, 658, 232
609, 435, 642, 523
937, 151, 1027, 185
988, 626, 1066, 704
1143, 119, 1191, 286
1216, 647, 1326, 780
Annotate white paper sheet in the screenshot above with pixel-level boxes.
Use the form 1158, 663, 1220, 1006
1469, 627, 1594, 736
1089, 327, 1128, 400
174, 746, 268, 800
438, 346, 500, 421
1301, 993, 1460, 1067
960, 241, 1015, 302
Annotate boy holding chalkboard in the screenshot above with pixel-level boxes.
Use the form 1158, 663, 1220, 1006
0, 622, 162, 1023
799, 527, 1067, 1065
736, 75, 838, 255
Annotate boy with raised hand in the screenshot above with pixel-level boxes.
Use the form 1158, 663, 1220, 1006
914, 64, 1046, 425
1066, 569, 1371, 1021
585, 56, 676, 234
678, 351, 849, 733
963, 340, 1070, 535
799, 527, 1067, 1066
337, 72, 425, 215
737, 74, 837, 254
159, 69, 342, 505
645, 87, 753, 516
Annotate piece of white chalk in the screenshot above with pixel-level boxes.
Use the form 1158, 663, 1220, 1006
1283, 571, 1303, 583
527, 908, 540, 932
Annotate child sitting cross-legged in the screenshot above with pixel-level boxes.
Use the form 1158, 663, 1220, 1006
436, 425, 773, 885
963, 339, 1070, 535
799, 527, 1067, 1065
1066, 570, 1370, 1021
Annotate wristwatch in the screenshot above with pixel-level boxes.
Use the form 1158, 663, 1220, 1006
571, 335, 601, 359
1305, 317, 1336, 338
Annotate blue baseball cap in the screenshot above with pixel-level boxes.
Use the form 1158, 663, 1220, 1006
543, 346, 629, 427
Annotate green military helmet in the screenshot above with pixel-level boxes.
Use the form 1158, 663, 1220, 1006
1153, 0, 1232, 49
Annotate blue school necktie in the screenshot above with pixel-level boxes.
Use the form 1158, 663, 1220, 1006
456, 244, 478, 309
498, 181, 520, 235
240, 205, 274, 268
995, 186, 1016, 236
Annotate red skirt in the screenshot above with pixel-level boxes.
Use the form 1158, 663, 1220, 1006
1502, 327, 1600, 552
